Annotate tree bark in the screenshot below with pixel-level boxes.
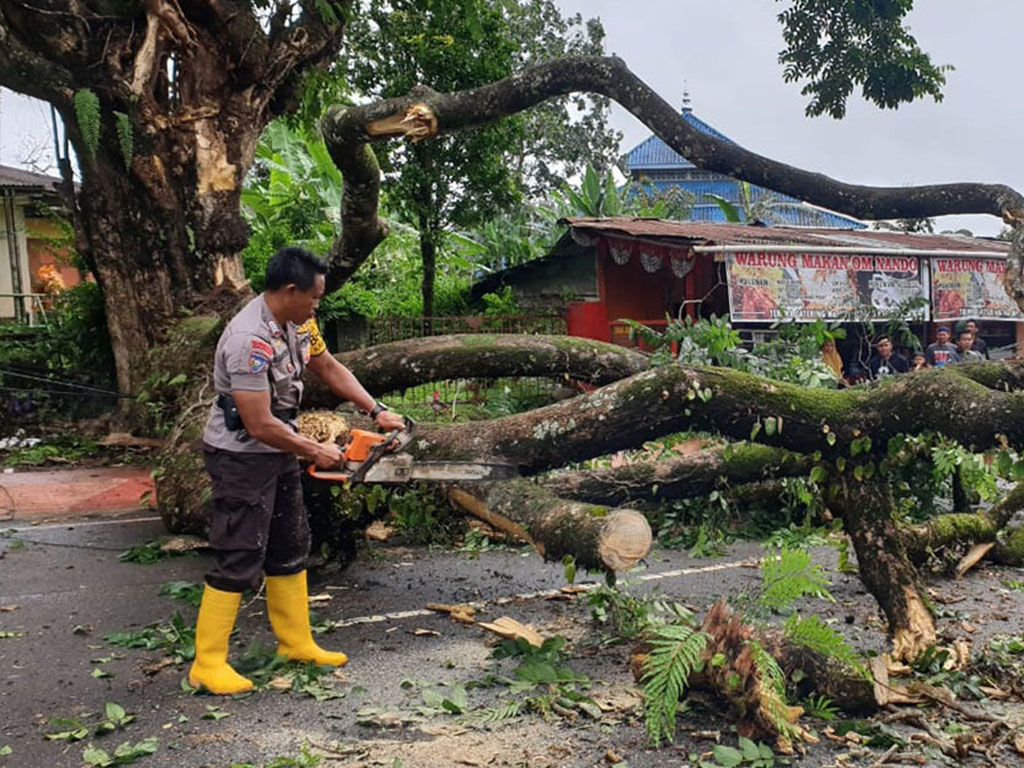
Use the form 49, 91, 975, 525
448, 480, 652, 573
539, 444, 810, 506
408, 362, 1024, 472
320, 55, 1024, 307
829, 477, 935, 663
304, 333, 650, 407
0, 0, 346, 393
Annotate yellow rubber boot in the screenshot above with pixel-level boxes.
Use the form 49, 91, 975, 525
265, 571, 348, 667
188, 585, 254, 695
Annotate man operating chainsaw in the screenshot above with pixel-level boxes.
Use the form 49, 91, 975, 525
190, 246, 405, 695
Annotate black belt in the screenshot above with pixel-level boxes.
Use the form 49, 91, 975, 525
217, 393, 296, 430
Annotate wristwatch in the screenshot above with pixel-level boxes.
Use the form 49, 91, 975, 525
368, 402, 389, 418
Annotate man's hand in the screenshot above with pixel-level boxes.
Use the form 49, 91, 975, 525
375, 410, 406, 432
310, 441, 344, 469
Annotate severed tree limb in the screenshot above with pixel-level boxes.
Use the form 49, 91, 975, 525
829, 477, 935, 663
903, 483, 1024, 567
449, 480, 652, 573
304, 333, 650, 407
409, 362, 1024, 472
320, 55, 1024, 307
538, 443, 811, 506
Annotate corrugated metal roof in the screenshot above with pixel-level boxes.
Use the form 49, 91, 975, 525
562, 217, 1011, 254
0, 164, 61, 190
625, 110, 733, 169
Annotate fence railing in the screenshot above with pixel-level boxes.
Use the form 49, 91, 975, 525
0, 293, 50, 326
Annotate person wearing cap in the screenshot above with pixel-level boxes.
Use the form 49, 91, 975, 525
925, 326, 961, 368
868, 334, 910, 379
190, 246, 406, 695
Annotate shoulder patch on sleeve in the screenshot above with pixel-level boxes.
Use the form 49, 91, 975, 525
307, 318, 327, 357
251, 338, 274, 358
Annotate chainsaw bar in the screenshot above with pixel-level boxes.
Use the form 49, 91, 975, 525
308, 454, 518, 484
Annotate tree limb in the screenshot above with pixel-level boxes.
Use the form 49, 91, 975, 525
321, 55, 1024, 304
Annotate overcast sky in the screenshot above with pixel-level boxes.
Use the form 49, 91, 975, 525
1, 1, 1019, 235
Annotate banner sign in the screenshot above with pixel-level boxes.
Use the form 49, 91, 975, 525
725, 252, 929, 322
930, 257, 1024, 321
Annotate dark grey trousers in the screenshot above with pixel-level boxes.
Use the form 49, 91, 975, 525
202, 445, 310, 593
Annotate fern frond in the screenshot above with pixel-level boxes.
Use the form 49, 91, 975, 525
748, 639, 800, 743
641, 624, 708, 747
760, 547, 833, 610
114, 111, 133, 168
468, 700, 521, 724
74, 89, 101, 159
783, 614, 867, 678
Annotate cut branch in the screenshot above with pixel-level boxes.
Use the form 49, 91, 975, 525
449, 480, 652, 572
304, 333, 650, 407
539, 443, 811, 506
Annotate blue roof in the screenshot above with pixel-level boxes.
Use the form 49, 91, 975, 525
623, 110, 865, 229
626, 111, 733, 169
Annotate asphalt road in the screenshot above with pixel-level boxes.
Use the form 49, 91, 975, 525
2, 512, 1022, 768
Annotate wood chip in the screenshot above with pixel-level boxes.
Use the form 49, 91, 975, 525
978, 684, 1009, 699
411, 628, 441, 637
364, 521, 394, 541
140, 657, 177, 676
1014, 732, 1024, 756
308, 592, 332, 603
268, 676, 293, 691
956, 542, 994, 578
476, 616, 544, 647
0, 605, 19, 612
159, 536, 206, 553
959, 620, 977, 634
426, 602, 476, 624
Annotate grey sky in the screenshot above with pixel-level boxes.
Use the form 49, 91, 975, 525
2, 1, 1019, 235
556, 0, 1021, 236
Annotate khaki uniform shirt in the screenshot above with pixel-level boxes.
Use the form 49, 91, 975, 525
202, 294, 327, 453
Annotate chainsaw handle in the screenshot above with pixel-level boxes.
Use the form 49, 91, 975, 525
306, 416, 415, 483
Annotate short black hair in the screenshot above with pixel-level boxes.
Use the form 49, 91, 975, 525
875, 334, 892, 345
958, 327, 974, 339
265, 247, 327, 291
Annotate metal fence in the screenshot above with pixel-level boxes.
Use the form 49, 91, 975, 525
365, 313, 566, 346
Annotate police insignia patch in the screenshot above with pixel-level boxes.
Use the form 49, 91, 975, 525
267, 320, 282, 338
251, 339, 274, 358
249, 353, 270, 373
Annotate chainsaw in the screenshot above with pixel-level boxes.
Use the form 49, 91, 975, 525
306, 416, 518, 484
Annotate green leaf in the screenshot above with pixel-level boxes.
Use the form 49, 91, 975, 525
750, 422, 762, 441
712, 744, 744, 767
764, 417, 777, 437
739, 736, 760, 761
809, 466, 826, 484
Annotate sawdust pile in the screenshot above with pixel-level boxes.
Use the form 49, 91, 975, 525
297, 410, 349, 444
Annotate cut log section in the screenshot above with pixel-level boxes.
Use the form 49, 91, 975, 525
450, 479, 652, 573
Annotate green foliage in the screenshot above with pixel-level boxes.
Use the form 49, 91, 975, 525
760, 547, 833, 610
82, 737, 158, 767
158, 581, 203, 607
2, 434, 98, 466
657, 490, 732, 557
697, 738, 776, 768
783, 613, 866, 676
229, 745, 322, 768
118, 539, 195, 564
587, 583, 694, 640
479, 286, 519, 317
114, 112, 133, 168
104, 612, 195, 663
74, 89, 102, 158
641, 623, 709, 746
802, 694, 839, 721
776, 0, 949, 118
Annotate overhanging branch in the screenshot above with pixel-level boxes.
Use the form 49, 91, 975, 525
321, 55, 1024, 306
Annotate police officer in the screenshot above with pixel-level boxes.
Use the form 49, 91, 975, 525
189, 246, 404, 695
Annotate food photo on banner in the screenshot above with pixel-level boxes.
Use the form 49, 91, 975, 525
930, 257, 1024, 321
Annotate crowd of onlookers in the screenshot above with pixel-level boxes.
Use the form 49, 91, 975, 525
821, 319, 991, 386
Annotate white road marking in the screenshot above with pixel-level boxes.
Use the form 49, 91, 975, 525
331, 557, 757, 628
3, 515, 162, 533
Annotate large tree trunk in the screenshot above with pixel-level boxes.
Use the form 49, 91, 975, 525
0, 0, 346, 394
829, 477, 935, 663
